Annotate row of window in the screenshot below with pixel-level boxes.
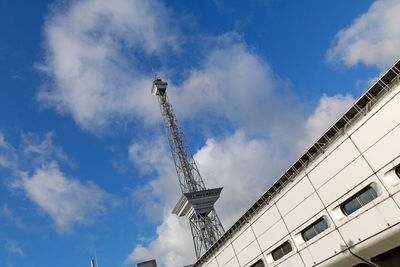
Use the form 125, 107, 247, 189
252, 245, 400, 267
250, 164, 400, 266
268, 184, 380, 264
300, 184, 379, 244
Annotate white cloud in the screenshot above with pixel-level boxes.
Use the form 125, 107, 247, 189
128, 137, 179, 222
126, 137, 195, 265
1, 204, 26, 230
171, 33, 301, 135
0, 132, 114, 233
38, 0, 179, 131
14, 162, 112, 233
298, 94, 355, 151
194, 131, 287, 226
327, 0, 400, 68
39, 1, 300, 136
5, 240, 24, 256
0, 132, 18, 170
20, 132, 73, 168
125, 213, 194, 266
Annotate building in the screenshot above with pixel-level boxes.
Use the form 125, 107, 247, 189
193, 59, 400, 267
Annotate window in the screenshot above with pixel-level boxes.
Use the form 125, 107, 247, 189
271, 241, 292, 261
341, 186, 378, 215
395, 164, 400, 178
371, 245, 400, 266
301, 217, 329, 241
250, 259, 265, 267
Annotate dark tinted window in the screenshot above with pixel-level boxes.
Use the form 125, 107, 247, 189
358, 187, 378, 204
395, 164, 400, 178
342, 197, 362, 215
371, 245, 400, 267
341, 186, 378, 215
271, 241, 292, 261
301, 217, 329, 241
250, 259, 265, 267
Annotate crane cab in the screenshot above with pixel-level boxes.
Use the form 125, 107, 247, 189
151, 78, 168, 95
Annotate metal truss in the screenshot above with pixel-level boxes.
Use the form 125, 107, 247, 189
152, 78, 224, 259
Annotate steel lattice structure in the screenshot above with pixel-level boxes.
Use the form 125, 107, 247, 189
152, 77, 225, 259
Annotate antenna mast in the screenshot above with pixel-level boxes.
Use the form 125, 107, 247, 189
151, 76, 225, 259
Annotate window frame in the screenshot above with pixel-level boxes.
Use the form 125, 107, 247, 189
271, 241, 292, 261
301, 217, 329, 241
340, 185, 378, 216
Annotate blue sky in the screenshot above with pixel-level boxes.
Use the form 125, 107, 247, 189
1, 0, 400, 266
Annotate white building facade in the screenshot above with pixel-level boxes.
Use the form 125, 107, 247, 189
194, 59, 400, 267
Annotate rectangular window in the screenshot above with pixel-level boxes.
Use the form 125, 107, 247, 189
250, 259, 265, 267
341, 186, 378, 216
301, 217, 329, 241
271, 241, 292, 261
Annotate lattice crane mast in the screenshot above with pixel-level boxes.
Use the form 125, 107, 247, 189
151, 77, 225, 259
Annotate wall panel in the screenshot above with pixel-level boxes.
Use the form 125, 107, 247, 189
216, 243, 236, 267
236, 241, 261, 266
251, 205, 281, 238
338, 198, 400, 246
232, 226, 256, 254
205, 258, 219, 267
300, 230, 346, 266
351, 89, 400, 152
318, 156, 373, 206
363, 123, 400, 171
257, 220, 289, 252
283, 192, 324, 232
307, 139, 359, 189
276, 178, 314, 216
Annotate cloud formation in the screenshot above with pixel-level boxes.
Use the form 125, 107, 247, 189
128, 137, 179, 222
298, 94, 355, 150
125, 213, 194, 266
171, 33, 301, 135
194, 131, 287, 226
38, 0, 300, 136
1, 204, 26, 230
0, 132, 114, 233
327, 0, 400, 68
14, 162, 112, 233
38, 0, 179, 131
4, 240, 24, 256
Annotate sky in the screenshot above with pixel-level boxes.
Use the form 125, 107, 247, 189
1, 0, 400, 266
